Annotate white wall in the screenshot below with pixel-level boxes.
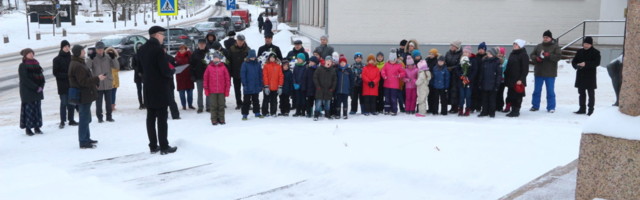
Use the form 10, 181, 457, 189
598, 0, 627, 45
324, 0, 602, 47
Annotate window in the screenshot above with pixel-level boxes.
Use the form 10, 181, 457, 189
300, 0, 326, 28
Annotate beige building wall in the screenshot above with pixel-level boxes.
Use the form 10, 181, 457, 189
325, 0, 603, 46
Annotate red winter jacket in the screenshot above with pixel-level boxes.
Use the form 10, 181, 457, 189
362, 64, 380, 96
203, 62, 230, 96
381, 61, 406, 89
262, 61, 284, 91
175, 51, 194, 90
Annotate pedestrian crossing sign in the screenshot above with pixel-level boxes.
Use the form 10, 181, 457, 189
158, 0, 178, 16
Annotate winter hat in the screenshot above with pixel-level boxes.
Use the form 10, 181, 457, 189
400, 39, 408, 46
320, 35, 328, 40
389, 48, 397, 61
236, 34, 246, 41
148, 26, 166, 35
293, 40, 303, 45
264, 32, 274, 38
543, 30, 553, 38
487, 48, 498, 57
332, 52, 340, 63
418, 61, 429, 71
376, 51, 385, 58
60, 40, 70, 49
429, 48, 439, 56
227, 31, 236, 37
198, 39, 207, 44
478, 42, 487, 50
20, 48, 34, 58
405, 55, 414, 65
282, 59, 290, 65
412, 49, 422, 58
212, 51, 223, 59
339, 55, 348, 64
309, 56, 320, 64
95, 41, 106, 49
212, 42, 222, 50
297, 53, 306, 61
583, 36, 593, 45
325, 56, 333, 63
463, 45, 473, 54
367, 54, 376, 63
71, 45, 84, 57
450, 40, 462, 49
354, 52, 363, 59
514, 39, 526, 49
499, 47, 506, 55
247, 49, 257, 59
437, 55, 446, 62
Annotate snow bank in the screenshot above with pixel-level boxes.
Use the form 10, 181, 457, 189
582, 107, 640, 140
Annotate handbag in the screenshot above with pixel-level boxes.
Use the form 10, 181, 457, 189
68, 88, 81, 105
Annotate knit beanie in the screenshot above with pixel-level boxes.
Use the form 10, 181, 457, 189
60, 40, 70, 49
406, 55, 414, 65
71, 45, 84, 57
412, 49, 422, 58
297, 53, 306, 61
429, 48, 439, 56
451, 40, 462, 49
543, 30, 553, 38
367, 54, 376, 63
478, 42, 487, 50
388, 48, 397, 61
463, 46, 473, 54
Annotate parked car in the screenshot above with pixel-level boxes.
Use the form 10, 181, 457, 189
194, 22, 226, 41
88, 34, 147, 70
182, 26, 205, 50
230, 16, 245, 31
164, 28, 196, 55
208, 16, 234, 34
231, 9, 251, 27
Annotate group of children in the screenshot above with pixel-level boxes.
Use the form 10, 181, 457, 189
199, 42, 509, 125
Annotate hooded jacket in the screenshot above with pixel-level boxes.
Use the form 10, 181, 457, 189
203, 61, 231, 96
240, 58, 263, 94
336, 64, 355, 95
262, 61, 284, 91
381, 61, 406, 89
362, 63, 380, 96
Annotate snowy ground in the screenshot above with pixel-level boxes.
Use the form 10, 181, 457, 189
0, 2, 620, 200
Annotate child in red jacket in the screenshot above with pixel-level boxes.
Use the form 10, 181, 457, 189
204, 52, 231, 125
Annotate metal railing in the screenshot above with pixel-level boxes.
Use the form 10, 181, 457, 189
556, 20, 626, 50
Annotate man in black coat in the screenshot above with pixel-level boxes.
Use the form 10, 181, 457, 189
190, 39, 209, 113
571, 37, 600, 116
53, 40, 78, 129
224, 31, 236, 50
258, 32, 283, 61
258, 14, 264, 33
263, 17, 273, 37
228, 34, 250, 110
286, 40, 308, 62
137, 26, 177, 155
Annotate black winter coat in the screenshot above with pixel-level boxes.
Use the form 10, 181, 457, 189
282, 69, 293, 95
313, 66, 337, 100
19, 59, 45, 103
190, 49, 208, 80
68, 56, 98, 104
52, 50, 71, 95
137, 37, 173, 108
228, 43, 250, 79
504, 48, 530, 88
445, 49, 462, 70
286, 47, 309, 62
572, 47, 601, 89
263, 20, 273, 35
224, 38, 236, 50
258, 43, 283, 60
478, 56, 502, 91
300, 65, 317, 97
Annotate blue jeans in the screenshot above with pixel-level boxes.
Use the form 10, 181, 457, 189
111, 88, 118, 105
532, 76, 556, 111
59, 94, 75, 123
178, 89, 194, 108
78, 103, 92, 145
315, 99, 331, 114
458, 86, 472, 109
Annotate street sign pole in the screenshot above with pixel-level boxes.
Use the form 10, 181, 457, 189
158, 0, 178, 53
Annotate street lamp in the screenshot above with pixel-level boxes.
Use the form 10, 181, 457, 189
26, 11, 38, 40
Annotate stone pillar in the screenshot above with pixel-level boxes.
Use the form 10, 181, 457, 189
575, 1, 640, 200
620, 0, 640, 116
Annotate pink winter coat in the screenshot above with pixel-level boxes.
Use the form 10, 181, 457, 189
381, 61, 406, 89
404, 65, 419, 89
203, 62, 231, 97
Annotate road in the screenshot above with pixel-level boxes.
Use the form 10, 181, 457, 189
0, 6, 225, 94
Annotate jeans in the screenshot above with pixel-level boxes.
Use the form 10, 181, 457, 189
314, 99, 331, 116
78, 103, 92, 146
196, 80, 210, 110
147, 107, 169, 150
178, 89, 194, 108
532, 76, 556, 111
384, 88, 400, 113
111, 88, 118, 105
59, 94, 75, 123
96, 90, 113, 120
458, 86, 472, 109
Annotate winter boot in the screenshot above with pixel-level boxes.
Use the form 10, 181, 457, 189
502, 103, 511, 113
478, 112, 489, 117
343, 108, 348, 119
349, 111, 356, 115
211, 120, 218, 126
587, 108, 594, 116
458, 107, 464, 116
59, 122, 65, 129
415, 113, 426, 117
68, 120, 79, 126
314, 111, 320, 121
574, 107, 586, 114
464, 108, 471, 116
160, 146, 178, 155
325, 111, 333, 120
25, 128, 34, 136
507, 107, 521, 117
34, 127, 43, 134
242, 115, 248, 121
449, 106, 458, 114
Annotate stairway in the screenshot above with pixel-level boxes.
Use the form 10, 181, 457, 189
561, 45, 582, 60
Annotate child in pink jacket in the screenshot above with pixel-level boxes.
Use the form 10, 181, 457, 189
203, 52, 231, 125
404, 55, 419, 114
381, 49, 406, 115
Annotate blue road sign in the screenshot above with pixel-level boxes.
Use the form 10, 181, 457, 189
158, 0, 178, 16
226, 0, 236, 11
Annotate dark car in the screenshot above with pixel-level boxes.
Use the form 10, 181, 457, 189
208, 16, 234, 34
230, 16, 245, 31
194, 22, 226, 41
88, 34, 147, 70
163, 28, 197, 55
183, 27, 206, 49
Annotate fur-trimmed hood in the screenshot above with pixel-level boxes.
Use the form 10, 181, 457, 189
105, 47, 120, 58
404, 39, 420, 54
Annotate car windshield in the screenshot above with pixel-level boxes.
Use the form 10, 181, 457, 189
100, 36, 125, 47
196, 23, 217, 29
209, 17, 224, 22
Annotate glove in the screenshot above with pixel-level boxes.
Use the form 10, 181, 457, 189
108, 52, 116, 59
293, 83, 300, 90
536, 57, 543, 63
368, 81, 375, 88
543, 52, 550, 57
277, 87, 282, 95
264, 86, 270, 95
37, 87, 43, 93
